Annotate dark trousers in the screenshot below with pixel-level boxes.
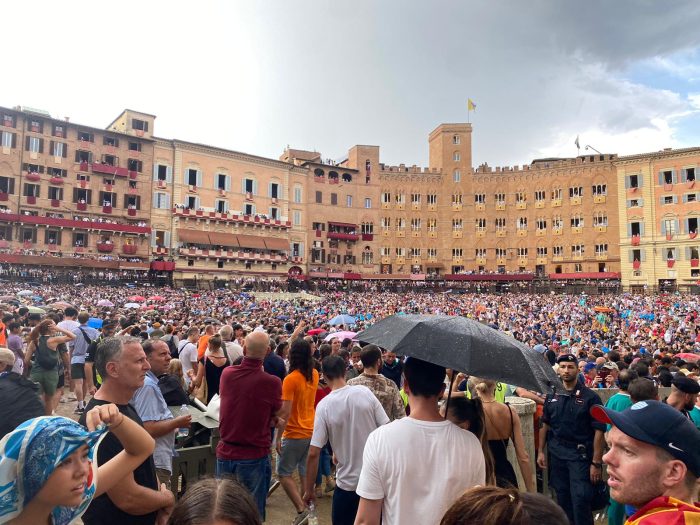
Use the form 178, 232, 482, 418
549, 454, 594, 525
332, 486, 361, 525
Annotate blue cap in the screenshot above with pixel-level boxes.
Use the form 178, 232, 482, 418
591, 400, 700, 476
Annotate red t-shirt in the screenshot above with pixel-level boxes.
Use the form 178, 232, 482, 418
216, 357, 282, 460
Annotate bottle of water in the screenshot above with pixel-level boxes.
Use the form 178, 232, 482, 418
177, 404, 189, 439
307, 502, 319, 525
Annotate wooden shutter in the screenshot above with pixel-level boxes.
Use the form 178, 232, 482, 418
253, 180, 258, 195
38, 138, 44, 153
152, 193, 158, 208
672, 170, 678, 184
196, 170, 202, 187
624, 176, 630, 189
25, 136, 30, 150
166, 166, 172, 183
681, 169, 687, 183
225, 175, 231, 191
86, 189, 92, 204
658, 171, 664, 185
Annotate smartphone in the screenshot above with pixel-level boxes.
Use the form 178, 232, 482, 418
598, 368, 610, 387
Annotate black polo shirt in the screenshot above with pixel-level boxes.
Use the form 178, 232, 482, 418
542, 380, 605, 447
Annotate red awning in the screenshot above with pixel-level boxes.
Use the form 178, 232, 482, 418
176, 229, 210, 244
328, 221, 357, 228
549, 272, 621, 280
263, 237, 290, 251
208, 232, 239, 248
236, 234, 267, 250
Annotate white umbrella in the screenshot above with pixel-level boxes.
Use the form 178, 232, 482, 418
17, 290, 33, 297
124, 302, 141, 309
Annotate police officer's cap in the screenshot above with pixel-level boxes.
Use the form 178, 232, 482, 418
556, 354, 577, 364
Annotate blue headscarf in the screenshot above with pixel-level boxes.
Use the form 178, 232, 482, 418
0, 416, 107, 525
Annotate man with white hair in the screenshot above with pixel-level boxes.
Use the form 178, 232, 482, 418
219, 324, 243, 363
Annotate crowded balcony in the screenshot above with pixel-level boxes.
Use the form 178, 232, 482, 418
122, 244, 138, 255
0, 212, 150, 234
172, 206, 291, 229
327, 222, 359, 241
91, 163, 129, 177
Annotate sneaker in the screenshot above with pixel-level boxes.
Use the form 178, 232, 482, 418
73, 406, 85, 415
267, 479, 280, 497
291, 510, 308, 525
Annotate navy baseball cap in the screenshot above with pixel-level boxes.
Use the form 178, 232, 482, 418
591, 400, 700, 476
556, 354, 577, 364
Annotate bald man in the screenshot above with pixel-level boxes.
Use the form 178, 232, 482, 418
216, 331, 284, 520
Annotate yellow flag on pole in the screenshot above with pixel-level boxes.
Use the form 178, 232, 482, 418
468, 99, 477, 111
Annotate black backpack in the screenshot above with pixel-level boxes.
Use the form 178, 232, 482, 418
164, 336, 178, 359
157, 374, 190, 406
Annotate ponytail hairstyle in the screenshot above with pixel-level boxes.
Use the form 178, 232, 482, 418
28, 319, 53, 344
472, 376, 497, 397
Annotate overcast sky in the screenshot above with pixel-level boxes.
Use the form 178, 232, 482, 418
5, 1, 700, 168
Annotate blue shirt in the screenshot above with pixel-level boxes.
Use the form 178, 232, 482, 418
131, 371, 175, 471
71, 324, 99, 365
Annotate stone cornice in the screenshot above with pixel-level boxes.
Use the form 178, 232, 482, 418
613, 147, 700, 166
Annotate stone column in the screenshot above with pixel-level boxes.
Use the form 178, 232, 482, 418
504, 396, 536, 492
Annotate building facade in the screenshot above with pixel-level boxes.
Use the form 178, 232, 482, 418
0, 102, 696, 290
615, 148, 700, 291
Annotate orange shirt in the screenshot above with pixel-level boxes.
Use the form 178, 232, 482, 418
197, 335, 210, 360
0, 321, 6, 347
281, 369, 319, 439
626, 497, 700, 525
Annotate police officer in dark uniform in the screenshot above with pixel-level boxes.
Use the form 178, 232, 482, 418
537, 354, 606, 525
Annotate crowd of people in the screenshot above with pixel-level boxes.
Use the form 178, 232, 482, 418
0, 282, 698, 525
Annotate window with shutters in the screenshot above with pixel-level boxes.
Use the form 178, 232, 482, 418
185, 196, 197, 210
51, 141, 66, 157
244, 178, 255, 194
48, 187, 63, 200
153, 193, 169, 209
294, 186, 303, 203
685, 193, 697, 203
187, 169, 199, 186
685, 168, 696, 182
365, 198, 372, 209
663, 218, 678, 234
1, 131, 15, 148
155, 165, 170, 182
663, 195, 675, 205
132, 119, 148, 132
128, 159, 142, 173
28, 119, 43, 133
630, 222, 642, 236
595, 244, 608, 256
48, 167, 66, 178
269, 182, 279, 198
125, 195, 140, 210
77, 131, 93, 142
0, 177, 15, 194
661, 170, 673, 185
76, 150, 92, 163
23, 183, 40, 197
269, 207, 279, 219
688, 217, 698, 233
217, 174, 229, 191
102, 154, 117, 166
2, 113, 15, 128
27, 136, 42, 153
215, 199, 228, 213
73, 188, 91, 204
627, 174, 639, 188
100, 192, 117, 207
45, 229, 61, 245
628, 198, 641, 207
244, 203, 254, 215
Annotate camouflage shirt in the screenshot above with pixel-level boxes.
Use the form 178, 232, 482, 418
348, 372, 406, 421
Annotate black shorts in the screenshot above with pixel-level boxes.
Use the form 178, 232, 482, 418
57, 370, 65, 388
70, 363, 86, 380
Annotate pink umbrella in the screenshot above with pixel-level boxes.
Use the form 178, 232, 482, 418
128, 295, 146, 302
148, 295, 165, 301
676, 353, 700, 361
324, 331, 357, 342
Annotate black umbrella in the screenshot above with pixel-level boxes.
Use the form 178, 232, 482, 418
357, 314, 566, 395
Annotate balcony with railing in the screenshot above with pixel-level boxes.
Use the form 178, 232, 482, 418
92, 163, 129, 177
327, 222, 358, 241
172, 207, 291, 229
97, 242, 115, 253
0, 213, 150, 234
122, 244, 138, 255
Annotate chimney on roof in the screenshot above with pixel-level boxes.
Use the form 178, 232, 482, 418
64, 117, 70, 122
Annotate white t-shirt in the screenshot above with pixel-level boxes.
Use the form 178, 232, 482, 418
224, 341, 243, 364
310, 385, 389, 491
178, 340, 198, 386
356, 417, 485, 525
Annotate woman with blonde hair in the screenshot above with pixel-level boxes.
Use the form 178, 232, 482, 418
472, 377, 535, 491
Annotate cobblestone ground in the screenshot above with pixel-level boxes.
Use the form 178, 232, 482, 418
55, 387, 333, 524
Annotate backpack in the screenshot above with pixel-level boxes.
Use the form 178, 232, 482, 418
35, 336, 58, 370
157, 374, 190, 406
164, 335, 178, 359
